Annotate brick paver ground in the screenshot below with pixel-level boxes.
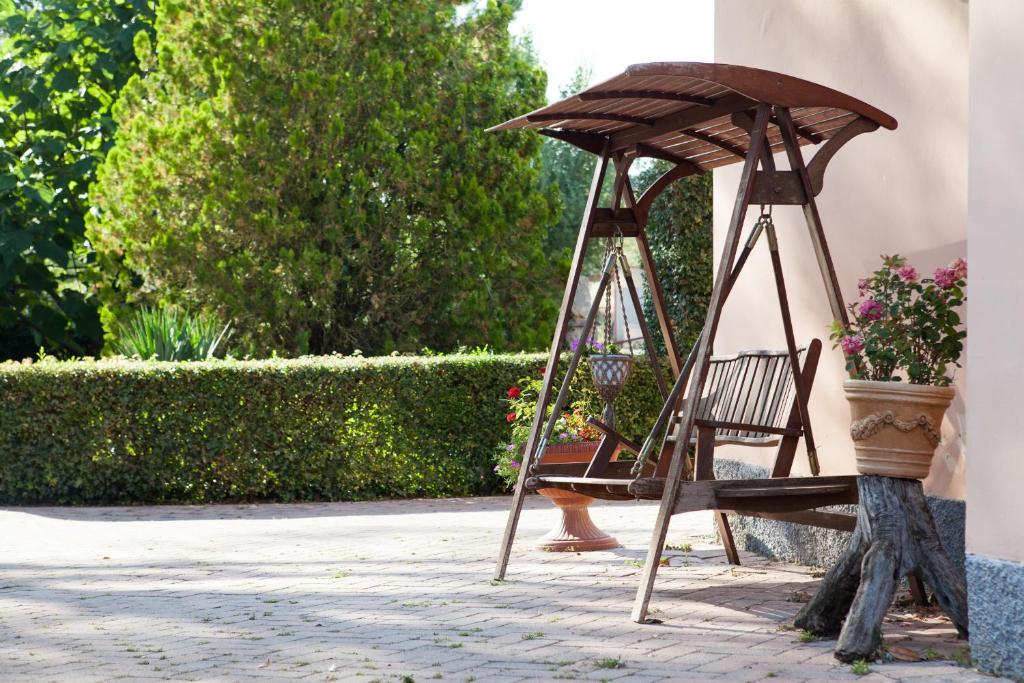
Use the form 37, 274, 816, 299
0, 496, 1001, 682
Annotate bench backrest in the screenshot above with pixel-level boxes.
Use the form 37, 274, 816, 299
666, 341, 819, 447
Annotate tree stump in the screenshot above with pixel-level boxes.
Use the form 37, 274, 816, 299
794, 476, 968, 662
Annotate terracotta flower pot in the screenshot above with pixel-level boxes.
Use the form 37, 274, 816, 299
844, 379, 954, 479
534, 441, 620, 552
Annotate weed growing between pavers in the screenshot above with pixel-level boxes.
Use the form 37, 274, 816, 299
595, 657, 625, 669
851, 659, 871, 675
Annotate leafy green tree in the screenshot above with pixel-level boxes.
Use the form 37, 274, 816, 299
539, 65, 594, 255
0, 0, 155, 359
90, 0, 560, 356
638, 164, 712, 354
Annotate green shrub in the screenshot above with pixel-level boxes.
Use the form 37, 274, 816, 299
0, 353, 663, 504
111, 306, 232, 361
638, 166, 713, 355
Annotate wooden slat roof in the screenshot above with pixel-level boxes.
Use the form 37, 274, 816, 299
488, 62, 897, 172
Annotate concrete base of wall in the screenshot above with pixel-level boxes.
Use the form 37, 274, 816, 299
967, 554, 1024, 681
713, 460, 966, 581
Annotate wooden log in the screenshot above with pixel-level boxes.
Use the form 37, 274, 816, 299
794, 476, 968, 663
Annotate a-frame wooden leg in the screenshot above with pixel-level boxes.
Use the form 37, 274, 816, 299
694, 424, 741, 566
771, 340, 822, 477
774, 108, 851, 330
494, 143, 611, 581
716, 512, 740, 565
621, 174, 683, 382
630, 104, 773, 623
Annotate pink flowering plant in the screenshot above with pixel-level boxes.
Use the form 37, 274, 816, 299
830, 255, 966, 386
493, 370, 602, 487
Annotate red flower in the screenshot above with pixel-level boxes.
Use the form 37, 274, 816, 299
538, 367, 545, 375
507, 386, 521, 398
506, 412, 517, 423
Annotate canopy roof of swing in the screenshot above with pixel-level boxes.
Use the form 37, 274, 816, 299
488, 62, 897, 173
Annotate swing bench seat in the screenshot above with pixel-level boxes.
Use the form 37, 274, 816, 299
524, 341, 859, 528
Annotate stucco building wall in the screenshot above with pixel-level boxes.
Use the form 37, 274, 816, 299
964, 0, 1024, 676
712, 0, 968, 500
712, 1, 1024, 676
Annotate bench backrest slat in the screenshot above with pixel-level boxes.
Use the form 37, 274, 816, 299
681, 344, 811, 444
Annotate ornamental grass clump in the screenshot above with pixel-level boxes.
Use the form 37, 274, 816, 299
112, 306, 232, 361
830, 255, 966, 386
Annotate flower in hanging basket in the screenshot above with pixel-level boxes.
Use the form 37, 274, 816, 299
507, 386, 521, 398
569, 336, 618, 356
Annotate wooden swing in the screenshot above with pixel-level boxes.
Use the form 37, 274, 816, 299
489, 62, 897, 623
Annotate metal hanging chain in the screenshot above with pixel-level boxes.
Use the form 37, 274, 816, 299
630, 207, 774, 479
603, 238, 615, 350
615, 252, 635, 356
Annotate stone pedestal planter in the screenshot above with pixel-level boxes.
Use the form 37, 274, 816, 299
535, 441, 619, 552
844, 379, 954, 479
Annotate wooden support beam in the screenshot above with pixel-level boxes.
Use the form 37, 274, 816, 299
732, 110, 823, 145
749, 171, 807, 205
618, 173, 683, 380
681, 127, 747, 158
591, 223, 640, 238
579, 90, 714, 106
630, 103, 773, 624
634, 163, 699, 223
611, 93, 755, 152
538, 128, 608, 155
528, 112, 654, 126
590, 207, 639, 236
774, 107, 851, 330
494, 142, 611, 581
806, 116, 879, 195
611, 155, 634, 210
732, 509, 858, 532
634, 143, 702, 172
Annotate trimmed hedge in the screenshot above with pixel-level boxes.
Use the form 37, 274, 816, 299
0, 354, 663, 504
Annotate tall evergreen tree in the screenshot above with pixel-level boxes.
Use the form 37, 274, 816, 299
90, 0, 559, 356
539, 66, 594, 255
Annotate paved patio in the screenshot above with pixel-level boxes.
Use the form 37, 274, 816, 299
0, 496, 1000, 682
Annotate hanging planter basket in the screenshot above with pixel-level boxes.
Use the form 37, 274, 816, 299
589, 354, 634, 404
